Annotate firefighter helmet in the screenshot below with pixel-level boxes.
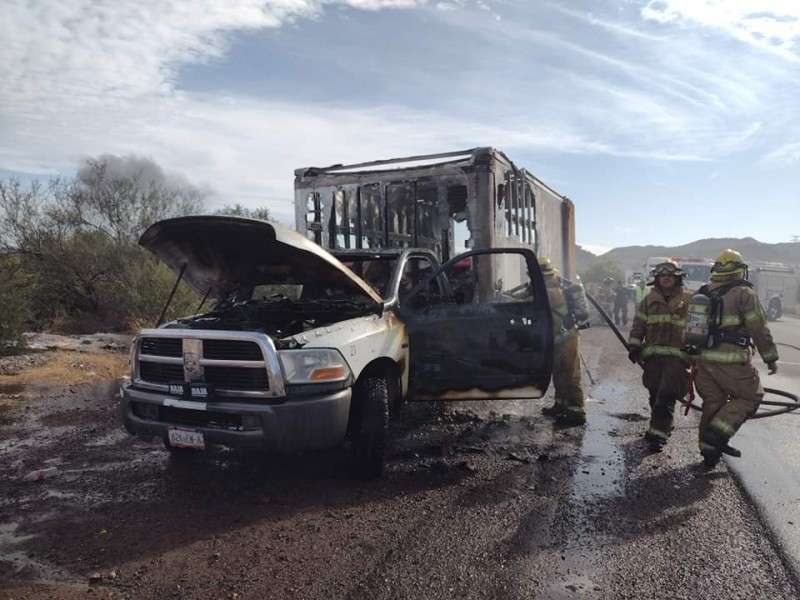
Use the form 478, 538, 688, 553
538, 256, 557, 277
711, 249, 747, 276
650, 259, 685, 279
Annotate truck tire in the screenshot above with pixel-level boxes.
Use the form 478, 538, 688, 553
387, 371, 404, 417
768, 299, 782, 321
351, 375, 389, 479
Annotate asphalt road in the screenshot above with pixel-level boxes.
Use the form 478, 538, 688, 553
724, 316, 800, 579
1, 327, 800, 599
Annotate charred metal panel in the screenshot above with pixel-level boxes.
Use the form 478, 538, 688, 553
402, 247, 552, 401
139, 216, 382, 307
404, 301, 550, 397
294, 147, 576, 279
530, 176, 574, 279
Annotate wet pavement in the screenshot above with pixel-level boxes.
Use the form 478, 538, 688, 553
0, 328, 799, 599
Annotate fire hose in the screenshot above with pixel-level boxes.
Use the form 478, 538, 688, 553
582, 289, 800, 419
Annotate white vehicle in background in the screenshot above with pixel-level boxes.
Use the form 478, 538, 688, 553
749, 262, 798, 321
643, 257, 671, 283
677, 258, 713, 293
642, 256, 712, 292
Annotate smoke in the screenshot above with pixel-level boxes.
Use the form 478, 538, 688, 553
76, 154, 213, 199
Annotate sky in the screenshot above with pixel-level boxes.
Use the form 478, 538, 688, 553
2, 0, 799, 255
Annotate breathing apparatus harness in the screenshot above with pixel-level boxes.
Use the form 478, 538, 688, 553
563, 281, 591, 332
684, 280, 753, 354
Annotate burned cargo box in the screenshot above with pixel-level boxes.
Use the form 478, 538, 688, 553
294, 147, 577, 281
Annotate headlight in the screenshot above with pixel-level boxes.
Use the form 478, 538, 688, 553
129, 336, 139, 378
278, 349, 351, 384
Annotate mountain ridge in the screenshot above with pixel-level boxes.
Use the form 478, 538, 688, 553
577, 237, 800, 273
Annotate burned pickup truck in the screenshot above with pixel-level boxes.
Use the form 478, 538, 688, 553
120, 216, 553, 477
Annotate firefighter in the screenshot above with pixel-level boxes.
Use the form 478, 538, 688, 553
627, 260, 692, 452
635, 278, 647, 304
596, 277, 616, 325
613, 279, 629, 326
539, 257, 587, 426
692, 250, 778, 468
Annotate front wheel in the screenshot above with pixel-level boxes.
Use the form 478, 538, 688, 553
350, 376, 390, 479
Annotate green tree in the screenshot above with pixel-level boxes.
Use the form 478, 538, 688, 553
0, 155, 206, 334
213, 203, 272, 221
0, 253, 33, 354
579, 259, 625, 285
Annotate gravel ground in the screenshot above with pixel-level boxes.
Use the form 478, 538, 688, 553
0, 333, 131, 376
0, 327, 798, 599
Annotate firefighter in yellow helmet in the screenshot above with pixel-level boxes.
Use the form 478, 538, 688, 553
692, 250, 778, 468
627, 259, 692, 452
538, 257, 588, 425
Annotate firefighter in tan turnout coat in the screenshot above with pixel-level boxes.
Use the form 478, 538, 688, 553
538, 257, 588, 426
692, 250, 778, 468
627, 260, 692, 452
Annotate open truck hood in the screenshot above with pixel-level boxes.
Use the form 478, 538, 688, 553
139, 216, 383, 309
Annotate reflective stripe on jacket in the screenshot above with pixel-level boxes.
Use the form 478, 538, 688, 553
628, 285, 691, 362
697, 278, 779, 365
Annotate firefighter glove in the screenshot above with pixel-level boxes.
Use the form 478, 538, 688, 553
767, 362, 778, 375
628, 346, 642, 364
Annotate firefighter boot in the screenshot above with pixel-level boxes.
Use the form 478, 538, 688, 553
701, 449, 722, 469
542, 404, 561, 417
721, 444, 742, 458
541, 403, 564, 418
703, 429, 742, 458
554, 411, 586, 426
644, 430, 667, 453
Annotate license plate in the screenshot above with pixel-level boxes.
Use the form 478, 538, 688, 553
167, 427, 205, 450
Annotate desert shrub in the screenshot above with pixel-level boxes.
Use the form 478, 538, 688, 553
0, 254, 33, 354
119, 254, 204, 331
0, 156, 205, 334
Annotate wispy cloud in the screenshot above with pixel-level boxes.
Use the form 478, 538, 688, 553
0, 93, 620, 223
2, 0, 800, 243
642, 0, 800, 62
762, 141, 800, 166
0, 0, 438, 117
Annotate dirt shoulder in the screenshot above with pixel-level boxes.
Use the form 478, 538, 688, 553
0, 333, 131, 385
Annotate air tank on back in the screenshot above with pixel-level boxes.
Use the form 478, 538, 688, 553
684, 292, 712, 348
565, 282, 590, 328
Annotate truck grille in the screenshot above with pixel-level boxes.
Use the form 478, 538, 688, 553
204, 366, 269, 390
140, 337, 182, 357
139, 362, 184, 383
134, 331, 282, 398
202, 339, 263, 360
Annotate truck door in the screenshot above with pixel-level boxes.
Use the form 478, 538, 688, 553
401, 248, 553, 401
